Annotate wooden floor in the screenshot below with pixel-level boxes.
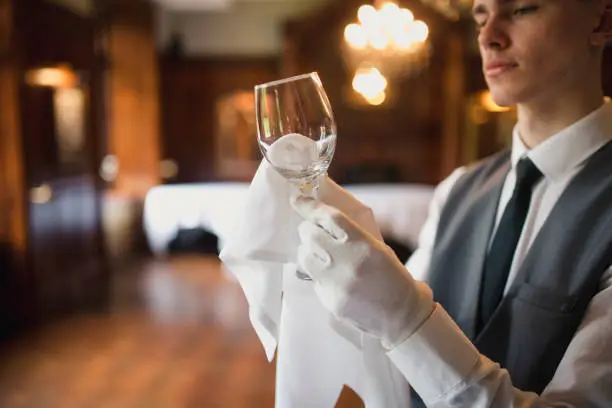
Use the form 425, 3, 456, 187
0, 255, 364, 408
0, 256, 276, 408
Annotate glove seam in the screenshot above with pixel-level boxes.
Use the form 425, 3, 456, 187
383, 301, 437, 351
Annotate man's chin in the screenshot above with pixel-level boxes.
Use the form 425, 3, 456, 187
487, 88, 516, 108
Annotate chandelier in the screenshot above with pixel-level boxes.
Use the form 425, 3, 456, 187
342, 1, 431, 104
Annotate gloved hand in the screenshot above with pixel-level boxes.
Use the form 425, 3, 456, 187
291, 194, 435, 349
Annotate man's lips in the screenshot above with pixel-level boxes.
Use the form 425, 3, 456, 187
484, 61, 518, 77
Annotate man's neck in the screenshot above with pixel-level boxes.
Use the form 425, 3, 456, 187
516, 86, 604, 149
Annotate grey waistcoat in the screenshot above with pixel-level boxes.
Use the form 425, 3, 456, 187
426, 141, 612, 395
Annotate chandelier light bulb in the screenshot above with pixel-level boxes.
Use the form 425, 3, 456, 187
394, 30, 414, 49
352, 67, 388, 99
411, 20, 429, 42
343, 2, 432, 84
366, 91, 386, 105
358, 4, 377, 25
380, 2, 400, 13
380, 2, 400, 25
344, 23, 368, 48
399, 8, 414, 26
370, 31, 389, 50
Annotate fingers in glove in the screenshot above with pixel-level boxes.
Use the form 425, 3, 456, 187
291, 195, 348, 242
297, 243, 330, 279
298, 219, 339, 252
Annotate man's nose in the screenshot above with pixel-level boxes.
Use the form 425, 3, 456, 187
478, 16, 510, 51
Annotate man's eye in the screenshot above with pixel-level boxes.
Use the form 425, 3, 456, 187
513, 5, 539, 16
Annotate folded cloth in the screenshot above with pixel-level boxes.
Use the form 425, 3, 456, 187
219, 157, 411, 407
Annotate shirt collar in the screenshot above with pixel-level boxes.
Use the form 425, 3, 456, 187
511, 101, 612, 181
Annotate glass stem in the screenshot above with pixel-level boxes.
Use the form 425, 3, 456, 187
298, 174, 320, 198
295, 174, 320, 281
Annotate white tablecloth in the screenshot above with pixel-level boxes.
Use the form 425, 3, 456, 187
143, 182, 434, 256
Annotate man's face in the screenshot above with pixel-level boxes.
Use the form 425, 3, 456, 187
473, 0, 606, 106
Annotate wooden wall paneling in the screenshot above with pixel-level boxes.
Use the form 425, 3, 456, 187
97, 0, 161, 263
439, 29, 468, 179
0, 0, 11, 57
160, 58, 211, 183
0, 0, 25, 251
10, 0, 110, 323
160, 57, 279, 183
105, 0, 161, 198
0, 0, 29, 335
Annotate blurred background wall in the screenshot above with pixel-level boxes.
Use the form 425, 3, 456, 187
1, 0, 612, 337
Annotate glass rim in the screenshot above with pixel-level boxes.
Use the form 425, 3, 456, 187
254, 72, 319, 89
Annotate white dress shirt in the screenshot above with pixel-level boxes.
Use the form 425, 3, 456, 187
387, 101, 612, 407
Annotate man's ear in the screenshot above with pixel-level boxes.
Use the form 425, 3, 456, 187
591, 1, 612, 46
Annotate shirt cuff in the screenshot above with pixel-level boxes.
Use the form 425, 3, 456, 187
386, 303, 481, 404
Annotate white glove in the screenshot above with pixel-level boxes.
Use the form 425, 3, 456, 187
291, 194, 435, 349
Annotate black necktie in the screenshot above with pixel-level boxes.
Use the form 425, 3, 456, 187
477, 157, 543, 331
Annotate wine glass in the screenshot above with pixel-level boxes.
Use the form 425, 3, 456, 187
255, 72, 337, 280
255, 72, 337, 194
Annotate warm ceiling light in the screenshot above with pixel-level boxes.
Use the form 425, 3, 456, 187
342, 2, 431, 80
25, 66, 79, 88
410, 20, 429, 43
369, 31, 389, 50
358, 4, 377, 24
365, 91, 386, 106
352, 67, 388, 100
344, 23, 367, 49
399, 9, 414, 25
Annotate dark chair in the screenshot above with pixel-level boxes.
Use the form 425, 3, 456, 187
167, 228, 220, 255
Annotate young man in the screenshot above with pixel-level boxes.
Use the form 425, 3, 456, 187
291, 0, 612, 406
